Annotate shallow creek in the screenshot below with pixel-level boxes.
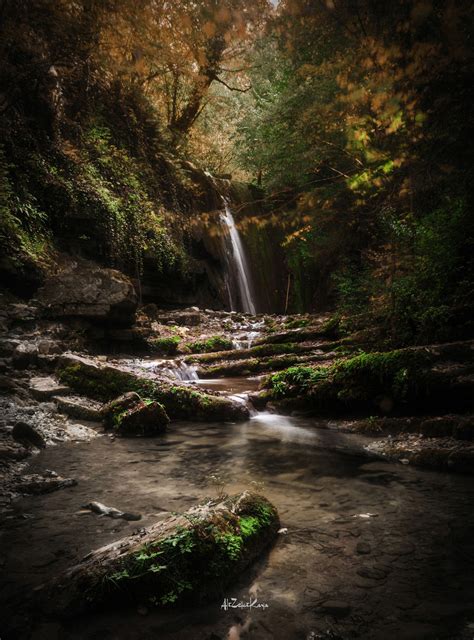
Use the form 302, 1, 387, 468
1, 374, 474, 640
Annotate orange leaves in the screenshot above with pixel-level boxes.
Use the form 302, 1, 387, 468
203, 21, 217, 38
216, 6, 232, 24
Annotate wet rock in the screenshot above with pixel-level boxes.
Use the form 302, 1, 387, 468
447, 447, 474, 473
82, 501, 141, 521
29, 376, 71, 400
44, 492, 279, 614
111, 399, 170, 437
36, 259, 137, 326
12, 421, 46, 449
11, 342, 38, 369
0, 441, 30, 461
54, 395, 103, 421
14, 473, 77, 495
102, 391, 141, 425
248, 391, 269, 410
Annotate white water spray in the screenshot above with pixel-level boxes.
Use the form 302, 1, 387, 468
221, 200, 257, 315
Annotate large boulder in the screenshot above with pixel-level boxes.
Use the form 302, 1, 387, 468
43, 492, 279, 615
36, 260, 137, 325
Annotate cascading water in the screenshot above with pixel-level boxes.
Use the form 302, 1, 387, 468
221, 199, 257, 315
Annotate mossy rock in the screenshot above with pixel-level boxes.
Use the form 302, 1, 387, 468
102, 392, 141, 426
188, 336, 233, 354
102, 392, 169, 437
57, 354, 249, 422
149, 336, 180, 356
266, 348, 437, 415
44, 492, 279, 614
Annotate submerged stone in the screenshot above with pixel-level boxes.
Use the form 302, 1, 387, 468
44, 492, 279, 615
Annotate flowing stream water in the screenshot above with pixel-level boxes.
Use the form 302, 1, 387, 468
2, 369, 474, 640
221, 200, 257, 315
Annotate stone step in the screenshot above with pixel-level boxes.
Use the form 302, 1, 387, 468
53, 395, 103, 422
29, 376, 71, 400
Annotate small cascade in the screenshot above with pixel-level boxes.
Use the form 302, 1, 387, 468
146, 359, 199, 381
232, 331, 261, 350
169, 361, 199, 382
220, 199, 257, 315
232, 319, 265, 349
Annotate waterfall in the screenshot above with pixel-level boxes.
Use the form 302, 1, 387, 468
221, 199, 257, 315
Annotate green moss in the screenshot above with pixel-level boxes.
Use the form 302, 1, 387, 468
203, 351, 306, 378
150, 336, 181, 356
57, 363, 135, 401
188, 336, 233, 354
284, 317, 310, 329
320, 315, 342, 338
267, 348, 433, 413
191, 342, 306, 366
57, 359, 247, 421
89, 494, 278, 608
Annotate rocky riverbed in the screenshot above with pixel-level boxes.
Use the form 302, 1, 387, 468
1, 284, 474, 639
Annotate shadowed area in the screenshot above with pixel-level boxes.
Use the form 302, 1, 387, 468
1, 412, 474, 639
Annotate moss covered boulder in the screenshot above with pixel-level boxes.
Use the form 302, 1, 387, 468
57, 354, 249, 422
44, 492, 279, 615
102, 392, 169, 436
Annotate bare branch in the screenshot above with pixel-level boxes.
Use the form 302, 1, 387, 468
213, 75, 251, 93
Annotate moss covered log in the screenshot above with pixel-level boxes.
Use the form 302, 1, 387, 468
254, 318, 341, 347
56, 354, 249, 422
44, 492, 279, 615
266, 342, 474, 416
186, 342, 313, 365
198, 349, 336, 378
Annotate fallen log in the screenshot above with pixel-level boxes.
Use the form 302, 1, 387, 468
42, 492, 279, 615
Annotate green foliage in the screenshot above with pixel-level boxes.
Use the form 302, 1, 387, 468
268, 348, 432, 412
0, 145, 52, 272
95, 495, 277, 608
270, 366, 329, 398
151, 336, 181, 355
284, 317, 309, 329
188, 336, 233, 353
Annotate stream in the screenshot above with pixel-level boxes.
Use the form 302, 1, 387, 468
1, 371, 474, 640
